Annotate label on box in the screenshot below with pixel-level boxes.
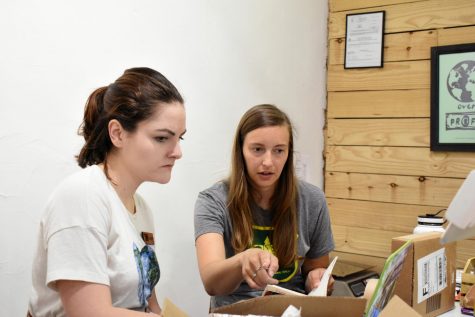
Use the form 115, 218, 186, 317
417, 248, 447, 303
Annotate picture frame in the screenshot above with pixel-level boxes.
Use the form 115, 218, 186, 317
430, 43, 475, 151
344, 11, 385, 69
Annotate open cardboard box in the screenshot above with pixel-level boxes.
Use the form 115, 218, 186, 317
209, 294, 422, 317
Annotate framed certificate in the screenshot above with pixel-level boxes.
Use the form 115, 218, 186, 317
344, 11, 385, 69
430, 43, 475, 151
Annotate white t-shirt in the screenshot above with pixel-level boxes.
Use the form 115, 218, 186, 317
28, 165, 159, 317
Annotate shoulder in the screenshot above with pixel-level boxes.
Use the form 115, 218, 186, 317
296, 180, 328, 216
50, 166, 104, 202
194, 181, 229, 218
42, 165, 111, 231
297, 180, 325, 200
197, 181, 229, 204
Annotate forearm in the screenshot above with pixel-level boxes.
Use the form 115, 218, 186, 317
108, 307, 160, 317
148, 289, 161, 315
63, 301, 160, 317
200, 252, 245, 295
196, 233, 279, 295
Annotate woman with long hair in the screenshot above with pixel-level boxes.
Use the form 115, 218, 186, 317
194, 104, 334, 309
28, 67, 186, 317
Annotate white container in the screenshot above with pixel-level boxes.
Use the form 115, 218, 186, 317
413, 214, 446, 234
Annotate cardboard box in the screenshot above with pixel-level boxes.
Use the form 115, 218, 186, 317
391, 232, 456, 317
211, 296, 366, 317
210, 295, 421, 317
162, 298, 189, 317
379, 295, 422, 317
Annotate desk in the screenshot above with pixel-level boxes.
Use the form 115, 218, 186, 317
439, 302, 469, 316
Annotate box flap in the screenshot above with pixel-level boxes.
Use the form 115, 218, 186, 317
392, 232, 442, 243
379, 295, 422, 317
162, 298, 189, 317
212, 296, 366, 317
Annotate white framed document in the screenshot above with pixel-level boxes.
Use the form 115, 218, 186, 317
344, 11, 385, 69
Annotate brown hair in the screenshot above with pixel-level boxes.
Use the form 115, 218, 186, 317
76, 67, 183, 174
227, 104, 298, 267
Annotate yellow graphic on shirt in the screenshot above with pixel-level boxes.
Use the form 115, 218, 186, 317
251, 225, 298, 282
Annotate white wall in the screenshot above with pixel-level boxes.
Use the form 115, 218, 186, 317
0, 1, 328, 315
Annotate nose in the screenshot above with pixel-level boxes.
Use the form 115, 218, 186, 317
262, 150, 273, 167
169, 141, 182, 160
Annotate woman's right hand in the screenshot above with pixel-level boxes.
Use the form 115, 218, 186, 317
240, 248, 279, 289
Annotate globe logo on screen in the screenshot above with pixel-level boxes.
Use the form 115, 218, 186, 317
446, 60, 475, 102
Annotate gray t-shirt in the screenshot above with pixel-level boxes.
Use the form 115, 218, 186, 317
194, 180, 335, 309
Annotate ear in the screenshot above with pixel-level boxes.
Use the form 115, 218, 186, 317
108, 119, 126, 148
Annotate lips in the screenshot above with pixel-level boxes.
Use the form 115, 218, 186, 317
258, 171, 274, 175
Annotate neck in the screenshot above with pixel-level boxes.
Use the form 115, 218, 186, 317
103, 154, 140, 214
253, 185, 275, 210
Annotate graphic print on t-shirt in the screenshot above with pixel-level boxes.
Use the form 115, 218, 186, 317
251, 225, 298, 282
133, 243, 160, 308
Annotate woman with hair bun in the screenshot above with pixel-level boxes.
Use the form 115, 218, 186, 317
28, 67, 186, 317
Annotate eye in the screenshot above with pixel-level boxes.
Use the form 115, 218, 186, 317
179, 136, 185, 141
273, 148, 286, 155
154, 136, 168, 143
252, 147, 263, 153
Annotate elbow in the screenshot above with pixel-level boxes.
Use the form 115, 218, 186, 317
204, 285, 218, 296
203, 279, 235, 296
203, 281, 220, 296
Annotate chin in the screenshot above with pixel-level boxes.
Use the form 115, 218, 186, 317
151, 173, 172, 184
157, 177, 171, 184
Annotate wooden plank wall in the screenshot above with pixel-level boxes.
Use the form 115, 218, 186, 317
326, 0, 475, 272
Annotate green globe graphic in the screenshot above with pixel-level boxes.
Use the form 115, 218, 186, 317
446, 60, 475, 102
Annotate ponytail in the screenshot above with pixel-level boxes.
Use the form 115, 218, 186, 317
76, 67, 184, 172
77, 86, 111, 168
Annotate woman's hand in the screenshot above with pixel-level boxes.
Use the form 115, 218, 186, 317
240, 248, 279, 289
305, 267, 334, 295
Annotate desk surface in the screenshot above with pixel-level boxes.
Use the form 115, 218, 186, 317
439, 302, 469, 316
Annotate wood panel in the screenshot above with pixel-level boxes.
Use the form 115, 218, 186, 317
325, 172, 463, 206
327, 0, 475, 274
438, 25, 475, 46
334, 225, 475, 268
327, 90, 429, 118
329, 0, 426, 13
332, 224, 404, 257
330, 251, 386, 274
325, 146, 475, 178
328, 61, 429, 91
327, 198, 436, 232
327, 118, 429, 146
329, 30, 437, 65
329, 0, 475, 39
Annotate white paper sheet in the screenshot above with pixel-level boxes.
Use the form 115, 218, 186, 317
308, 256, 338, 296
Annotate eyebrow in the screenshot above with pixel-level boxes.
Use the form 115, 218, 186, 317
155, 128, 187, 137
249, 142, 288, 147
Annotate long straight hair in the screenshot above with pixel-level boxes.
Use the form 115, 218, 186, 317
227, 104, 298, 267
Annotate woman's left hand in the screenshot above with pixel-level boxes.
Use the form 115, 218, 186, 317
305, 267, 334, 295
